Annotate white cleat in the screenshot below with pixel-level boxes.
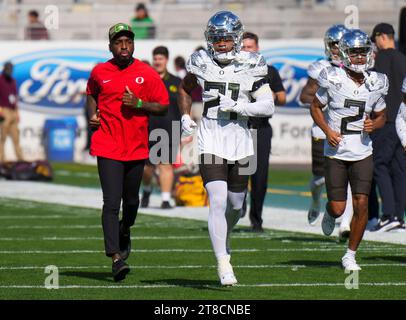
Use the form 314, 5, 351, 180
307, 207, 321, 225
321, 212, 336, 236
342, 255, 362, 271
217, 255, 238, 286
338, 225, 351, 242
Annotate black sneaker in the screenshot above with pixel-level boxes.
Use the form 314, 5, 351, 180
251, 225, 264, 233
371, 218, 400, 232
119, 221, 131, 261
240, 198, 247, 218
140, 191, 151, 208
161, 201, 173, 209
112, 259, 130, 282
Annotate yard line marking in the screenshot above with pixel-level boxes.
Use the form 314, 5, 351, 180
0, 265, 307, 270
0, 225, 102, 229
0, 235, 271, 241
1, 263, 405, 271
54, 170, 99, 178
0, 215, 94, 219
1, 282, 406, 289
0, 248, 404, 254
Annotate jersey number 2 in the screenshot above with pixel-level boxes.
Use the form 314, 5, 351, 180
341, 99, 366, 135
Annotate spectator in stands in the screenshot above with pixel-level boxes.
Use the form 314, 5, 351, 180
174, 56, 187, 79
141, 46, 182, 209
130, 3, 155, 39
241, 31, 286, 232
25, 10, 49, 40
370, 23, 406, 231
0, 62, 24, 163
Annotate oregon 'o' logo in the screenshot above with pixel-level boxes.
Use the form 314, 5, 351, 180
135, 77, 145, 84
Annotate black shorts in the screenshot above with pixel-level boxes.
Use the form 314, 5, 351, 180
198, 154, 250, 193
325, 155, 374, 201
311, 137, 325, 177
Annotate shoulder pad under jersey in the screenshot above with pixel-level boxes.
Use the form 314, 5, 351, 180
308, 59, 331, 80
233, 51, 268, 77
186, 49, 211, 77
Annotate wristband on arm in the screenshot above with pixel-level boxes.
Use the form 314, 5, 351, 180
135, 98, 143, 109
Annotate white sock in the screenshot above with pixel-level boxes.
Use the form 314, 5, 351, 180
340, 184, 353, 229
345, 248, 356, 258
310, 175, 325, 210
161, 192, 171, 202
225, 190, 247, 254
205, 181, 228, 259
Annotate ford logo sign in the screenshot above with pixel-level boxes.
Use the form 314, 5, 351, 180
10, 49, 110, 115
261, 46, 324, 108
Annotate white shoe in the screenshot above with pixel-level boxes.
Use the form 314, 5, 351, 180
307, 206, 321, 225
338, 225, 351, 242
217, 255, 238, 286
321, 212, 336, 236
342, 254, 362, 271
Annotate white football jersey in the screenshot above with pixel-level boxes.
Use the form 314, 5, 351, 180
307, 59, 332, 139
186, 49, 268, 160
396, 81, 406, 147
316, 66, 388, 161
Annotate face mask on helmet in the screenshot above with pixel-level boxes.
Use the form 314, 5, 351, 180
339, 30, 374, 73
204, 11, 244, 64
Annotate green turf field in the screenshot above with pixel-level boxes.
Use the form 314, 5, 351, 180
0, 197, 405, 300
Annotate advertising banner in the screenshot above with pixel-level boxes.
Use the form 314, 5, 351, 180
0, 40, 323, 164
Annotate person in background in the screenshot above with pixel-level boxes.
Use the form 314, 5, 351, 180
370, 23, 406, 231
130, 3, 155, 39
241, 31, 286, 233
174, 56, 187, 79
25, 10, 49, 40
0, 62, 24, 163
141, 46, 182, 209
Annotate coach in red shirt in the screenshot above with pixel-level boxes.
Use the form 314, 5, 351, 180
86, 23, 169, 282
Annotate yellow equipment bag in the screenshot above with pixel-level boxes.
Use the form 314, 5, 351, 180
174, 175, 208, 207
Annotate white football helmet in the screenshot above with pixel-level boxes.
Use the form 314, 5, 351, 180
324, 24, 350, 66
204, 11, 244, 64
339, 29, 374, 73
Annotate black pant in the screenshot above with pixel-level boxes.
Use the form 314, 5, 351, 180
97, 157, 145, 257
249, 125, 272, 228
371, 123, 406, 222
368, 178, 379, 220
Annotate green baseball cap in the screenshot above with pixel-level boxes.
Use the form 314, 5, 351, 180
108, 23, 135, 42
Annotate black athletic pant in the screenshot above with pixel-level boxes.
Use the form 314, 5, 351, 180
249, 124, 272, 228
368, 178, 379, 220
97, 157, 145, 257
371, 123, 406, 222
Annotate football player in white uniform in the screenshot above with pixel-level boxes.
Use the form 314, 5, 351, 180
300, 25, 354, 241
396, 78, 406, 151
178, 11, 275, 285
394, 79, 406, 229
310, 29, 388, 270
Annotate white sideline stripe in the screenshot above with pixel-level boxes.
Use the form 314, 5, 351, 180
1, 263, 405, 271
0, 265, 307, 270
0, 235, 271, 241
0, 215, 68, 219
0, 248, 404, 254
1, 282, 406, 289
0, 225, 102, 229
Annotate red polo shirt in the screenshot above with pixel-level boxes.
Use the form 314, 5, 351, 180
86, 58, 169, 161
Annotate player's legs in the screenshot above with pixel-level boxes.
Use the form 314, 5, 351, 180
339, 184, 353, 241
158, 163, 174, 208
249, 125, 271, 230
225, 159, 250, 253
0, 109, 13, 163
342, 155, 374, 271
308, 137, 326, 224
199, 154, 238, 285
9, 110, 23, 161
120, 159, 145, 261
140, 162, 154, 208
322, 157, 348, 235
